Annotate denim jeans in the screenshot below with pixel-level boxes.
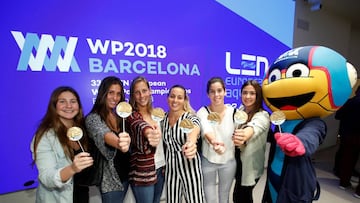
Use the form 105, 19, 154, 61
202, 157, 237, 203
131, 167, 165, 203
101, 181, 129, 203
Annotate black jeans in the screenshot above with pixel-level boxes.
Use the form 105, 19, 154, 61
339, 135, 360, 194
73, 185, 89, 203
233, 177, 259, 203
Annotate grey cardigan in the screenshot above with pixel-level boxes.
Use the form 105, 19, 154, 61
85, 113, 126, 193
238, 107, 270, 186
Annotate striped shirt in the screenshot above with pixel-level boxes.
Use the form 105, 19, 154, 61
127, 111, 157, 186
161, 112, 205, 203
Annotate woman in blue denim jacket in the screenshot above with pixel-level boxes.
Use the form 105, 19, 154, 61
31, 86, 94, 203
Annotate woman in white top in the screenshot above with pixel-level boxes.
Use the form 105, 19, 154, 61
232, 80, 270, 203
197, 77, 237, 203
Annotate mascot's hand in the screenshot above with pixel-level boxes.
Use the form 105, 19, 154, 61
274, 132, 305, 157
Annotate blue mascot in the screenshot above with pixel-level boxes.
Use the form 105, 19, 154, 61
261, 46, 357, 202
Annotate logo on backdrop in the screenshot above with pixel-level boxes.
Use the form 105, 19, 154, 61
11, 31, 270, 77
11, 31, 201, 76
11, 31, 80, 72
225, 51, 269, 76
224, 51, 269, 106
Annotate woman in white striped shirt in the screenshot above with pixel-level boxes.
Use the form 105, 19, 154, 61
161, 85, 205, 203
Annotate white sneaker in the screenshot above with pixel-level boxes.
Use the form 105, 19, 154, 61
351, 175, 359, 183
353, 193, 360, 199
339, 183, 352, 190
339, 185, 347, 190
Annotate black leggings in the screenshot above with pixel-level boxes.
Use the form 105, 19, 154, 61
233, 178, 259, 203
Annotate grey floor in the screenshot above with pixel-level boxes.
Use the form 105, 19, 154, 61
303, 145, 360, 203
251, 144, 360, 203
165, 143, 360, 202
1, 143, 359, 203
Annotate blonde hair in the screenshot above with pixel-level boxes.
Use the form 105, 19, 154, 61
129, 76, 153, 112
168, 85, 196, 114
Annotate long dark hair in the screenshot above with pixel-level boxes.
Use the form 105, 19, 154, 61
32, 86, 87, 164
89, 76, 125, 130
241, 80, 264, 121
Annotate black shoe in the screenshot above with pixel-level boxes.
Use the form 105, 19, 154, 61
339, 182, 352, 190
352, 170, 360, 178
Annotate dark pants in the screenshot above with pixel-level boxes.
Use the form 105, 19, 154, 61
101, 181, 129, 203
333, 137, 344, 176
233, 178, 259, 203
339, 135, 360, 194
233, 148, 261, 202
73, 185, 89, 203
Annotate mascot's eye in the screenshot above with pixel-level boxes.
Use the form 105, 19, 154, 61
285, 63, 309, 78
268, 69, 281, 83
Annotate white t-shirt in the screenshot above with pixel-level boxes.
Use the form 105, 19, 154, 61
197, 105, 236, 164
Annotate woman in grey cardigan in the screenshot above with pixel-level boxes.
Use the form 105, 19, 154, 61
85, 76, 131, 203
232, 80, 270, 203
